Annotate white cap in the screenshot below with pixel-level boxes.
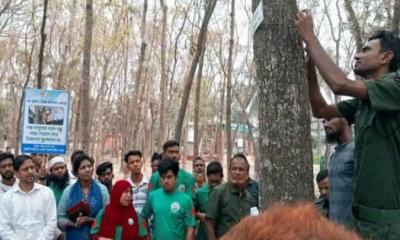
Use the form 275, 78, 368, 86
49, 156, 66, 170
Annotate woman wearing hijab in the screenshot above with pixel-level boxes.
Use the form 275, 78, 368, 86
91, 180, 148, 240
58, 154, 110, 240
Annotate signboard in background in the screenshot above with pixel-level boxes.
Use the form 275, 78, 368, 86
21, 89, 70, 154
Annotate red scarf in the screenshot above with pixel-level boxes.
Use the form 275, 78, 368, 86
98, 180, 139, 240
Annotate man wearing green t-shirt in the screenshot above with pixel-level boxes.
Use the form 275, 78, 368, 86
148, 140, 195, 197
195, 161, 224, 240
46, 156, 70, 206
296, 11, 400, 239
142, 159, 196, 240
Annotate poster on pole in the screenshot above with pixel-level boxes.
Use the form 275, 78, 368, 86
21, 89, 70, 154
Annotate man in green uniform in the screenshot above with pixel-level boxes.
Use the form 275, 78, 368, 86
142, 159, 196, 240
296, 10, 400, 239
195, 161, 224, 240
148, 140, 195, 197
205, 154, 257, 240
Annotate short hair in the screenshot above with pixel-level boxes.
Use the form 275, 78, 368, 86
151, 152, 162, 162
70, 150, 85, 165
124, 150, 143, 163
13, 154, 32, 171
72, 153, 94, 175
0, 152, 14, 163
316, 169, 329, 183
158, 158, 179, 177
96, 161, 113, 176
230, 153, 250, 171
207, 161, 223, 177
194, 156, 205, 162
162, 140, 179, 152
368, 30, 400, 72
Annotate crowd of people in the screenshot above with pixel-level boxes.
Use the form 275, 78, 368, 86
0, 140, 260, 240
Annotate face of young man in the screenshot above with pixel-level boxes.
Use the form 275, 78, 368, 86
127, 155, 143, 175
151, 160, 159, 173
51, 162, 67, 179
194, 159, 205, 175
323, 118, 344, 143
16, 159, 36, 184
318, 178, 329, 200
98, 168, 113, 184
0, 158, 15, 181
165, 145, 180, 162
161, 170, 177, 192
207, 173, 223, 189
229, 158, 249, 189
354, 39, 391, 78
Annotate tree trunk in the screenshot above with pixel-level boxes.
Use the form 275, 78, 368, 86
174, 0, 217, 143
392, 0, 400, 35
193, 47, 205, 158
253, 0, 314, 209
159, 0, 168, 151
80, 0, 93, 152
226, 0, 235, 165
37, 0, 49, 89
344, 0, 363, 51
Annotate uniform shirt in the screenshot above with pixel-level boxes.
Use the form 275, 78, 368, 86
0, 179, 18, 199
142, 188, 196, 240
0, 183, 57, 240
338, 72, 400, 212
126, 175, 149, 214
149, 169, 195, 198
206, 182, 256, 237
194, 184, 210, 240
329, 140, 355, 227
91, 208, 148, 239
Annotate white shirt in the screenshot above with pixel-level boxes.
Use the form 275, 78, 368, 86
0, 183, 57, 240
127, 175, 149, 214
0, 179, 18, 199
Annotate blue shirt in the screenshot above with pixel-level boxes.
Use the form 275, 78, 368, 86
329, 139, 355, 227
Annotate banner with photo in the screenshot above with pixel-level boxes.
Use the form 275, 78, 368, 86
21, 89, 70, 154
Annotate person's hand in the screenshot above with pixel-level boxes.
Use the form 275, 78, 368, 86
76, 216, 91, 227
38, 159, 48, 178
295, 9, 316, 44
196, 212, 206, 222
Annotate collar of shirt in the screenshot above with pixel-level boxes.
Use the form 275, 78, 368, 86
127, 174, 149, 187
334, 138, 354, 151
227, 182, 246, 196
11, 182, 41, 194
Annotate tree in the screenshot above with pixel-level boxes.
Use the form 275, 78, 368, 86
159, 0, 168, 150
174, 0, 217, 143
37, 0, 48, 89
253, 0, 314, 209
79, 0, 94, 152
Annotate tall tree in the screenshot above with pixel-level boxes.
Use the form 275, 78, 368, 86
37, 0, 49, 89
344, 0, 363, 51
193, 47, 205, 157
253, 0, 314, 209
226, 0, 235, 164
174, 0, 217, 143
392, 0, 400, 35
159, 0, 168, 150
79, 0, 94, 151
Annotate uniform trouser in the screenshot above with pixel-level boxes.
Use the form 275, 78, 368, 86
356, 219, 400, 240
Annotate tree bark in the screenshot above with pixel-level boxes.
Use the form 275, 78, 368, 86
344, 0, 363, 51
226, 0, 235, 165
37, 0, 49, 89
174, 0, 217, 143
80, 0, 94, 152
392, 0, 400, 35
193, 47, 205, 158
253, 0, 314, 209
159, 0, 168, 151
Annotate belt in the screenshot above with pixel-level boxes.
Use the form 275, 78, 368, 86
353, 204, 400, 224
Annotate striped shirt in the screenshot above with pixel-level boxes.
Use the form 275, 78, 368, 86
329, 139, 355, 227
127, 175, 149, 214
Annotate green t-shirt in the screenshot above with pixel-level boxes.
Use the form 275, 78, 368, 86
315, 196, 329, 218
90, 208, 147, 239
48, 182, 66, 207
195, 184, 210, 240
206, 182, 256, 237
149, 168, 195, 198
337, 72, 400, 210
142, 189, 196, 240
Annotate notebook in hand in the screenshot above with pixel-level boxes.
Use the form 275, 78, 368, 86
67, 200, 91, 222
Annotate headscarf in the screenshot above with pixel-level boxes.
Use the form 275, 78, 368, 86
98, 180, 139, 239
